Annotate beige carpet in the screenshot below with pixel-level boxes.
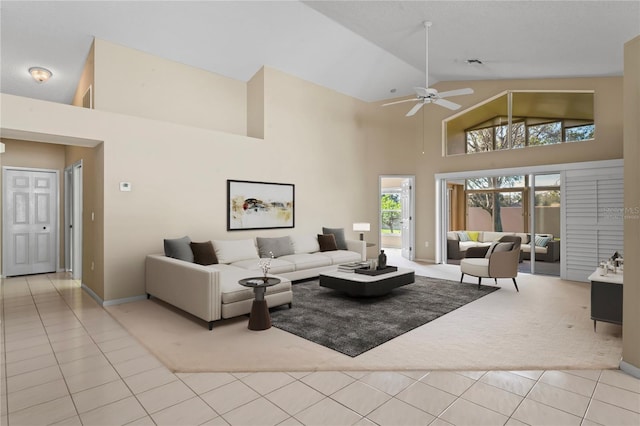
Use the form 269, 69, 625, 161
106, 262, 623, 373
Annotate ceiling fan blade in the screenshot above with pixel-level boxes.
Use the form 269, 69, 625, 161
433, 98, 461, 110
413, 86, 429, 97
406, 102, 425, 117
382, 98, 419, 107
437, 88, 474, 98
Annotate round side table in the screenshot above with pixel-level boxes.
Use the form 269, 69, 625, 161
238, 277, 281, 330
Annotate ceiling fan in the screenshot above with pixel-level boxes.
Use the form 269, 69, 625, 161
383, 21, 474, 117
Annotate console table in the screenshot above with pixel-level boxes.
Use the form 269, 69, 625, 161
588, 270, 623, 331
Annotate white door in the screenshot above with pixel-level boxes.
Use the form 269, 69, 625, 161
3, 168, 58, 276
401, 178, 415, 260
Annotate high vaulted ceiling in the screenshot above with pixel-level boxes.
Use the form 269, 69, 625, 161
1, 1, 639, 105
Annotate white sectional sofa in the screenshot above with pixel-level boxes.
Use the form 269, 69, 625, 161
447, 230, 559, 262
145, 234, 365, 330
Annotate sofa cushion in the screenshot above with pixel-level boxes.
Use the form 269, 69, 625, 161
467, 231, 480, 242
213, 239, 259, 264
290, 234, 320, 254
256, 236, 294, 258
218, 268, 292, 304
481, 231, 514, 242
522, 244, 548, 254
515, 233, 530, 244
316, 250, 362, 264
447, 231, 459, 241
164, 236, 194, 262
221, 280, 292, 304
318, 234, 338, 252
460, 258, 489, 276
534, 235, 552, 247
457, 231, 472, 242
459, 241, 490, 252
279, 253, 332, 269
322, 227, 347, 250
190, 241, 218, 265
230, 258, 295, 274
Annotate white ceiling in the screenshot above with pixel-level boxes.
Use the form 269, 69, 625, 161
1, 1, 639, 105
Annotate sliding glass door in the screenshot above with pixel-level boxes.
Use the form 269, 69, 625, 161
446, 173, 561, 276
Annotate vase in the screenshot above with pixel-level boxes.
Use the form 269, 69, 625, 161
378, 250, 387, 270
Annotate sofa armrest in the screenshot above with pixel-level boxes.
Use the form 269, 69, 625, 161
447, 239, 463, 260
488, 250, 519, 278
145, 255, 221, 323
345, 239, 366, 261
545, 240, 560, 262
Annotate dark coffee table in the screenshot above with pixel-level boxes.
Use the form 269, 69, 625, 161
319, 267, 415, 297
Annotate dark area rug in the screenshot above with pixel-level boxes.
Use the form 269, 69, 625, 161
269, 275, 499, 357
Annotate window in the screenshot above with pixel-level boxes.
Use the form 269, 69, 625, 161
465, 176, 525, 232
565, 123, 595, 141
527, 121, 561, 146
381, 191, 402, 236
445, 91, 595, 155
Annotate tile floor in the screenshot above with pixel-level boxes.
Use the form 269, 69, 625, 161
2, 273, 639, 426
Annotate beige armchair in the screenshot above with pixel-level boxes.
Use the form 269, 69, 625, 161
460, 236, 521, 292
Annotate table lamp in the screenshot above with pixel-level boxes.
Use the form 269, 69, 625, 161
353, 222, 370, 241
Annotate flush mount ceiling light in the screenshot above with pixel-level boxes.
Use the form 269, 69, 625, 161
28, 66, 52, 83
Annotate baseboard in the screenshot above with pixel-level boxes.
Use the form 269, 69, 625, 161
620, 359, 640, 379
81, 283, 104, 305
81, 283, 147, 306
103, 294, 147, 306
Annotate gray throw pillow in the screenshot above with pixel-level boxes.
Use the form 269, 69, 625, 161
164, 236, 194, 262
322, 227, 347, 250
256, 236, 294, 258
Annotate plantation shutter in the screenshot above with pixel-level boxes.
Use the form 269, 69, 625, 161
564, 166, 624, 282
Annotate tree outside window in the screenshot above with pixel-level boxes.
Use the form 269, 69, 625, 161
466, 176, 523, 232
381, 193, 401, 235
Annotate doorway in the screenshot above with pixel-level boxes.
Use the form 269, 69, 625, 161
2, 167, 59, 276
442, 173, 561, 276
379, 176, 415, 260
65, 161, 83, 280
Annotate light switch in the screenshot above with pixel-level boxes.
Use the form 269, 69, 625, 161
120, 182, 132, 192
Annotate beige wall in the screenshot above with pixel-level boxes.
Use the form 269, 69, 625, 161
381, 77, 624, 260
0, 68, 383, 301
71, 41, 95, 108
93, 39, 248, 136
65, 144, 103, 299
623, 36, 640, 372
247, 67, 265, 139
0, 139, 67, 272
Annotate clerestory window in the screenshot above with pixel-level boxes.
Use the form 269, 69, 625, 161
445, 91, 595, 155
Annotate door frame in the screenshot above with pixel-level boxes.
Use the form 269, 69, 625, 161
435, 159, 622, 276
64, 161, 83, 279
2, 166, 60, 277
379, 175, 415, 260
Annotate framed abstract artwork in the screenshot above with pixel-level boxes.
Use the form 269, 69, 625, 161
227, 180, 295, 231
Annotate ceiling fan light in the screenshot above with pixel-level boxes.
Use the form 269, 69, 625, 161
29, 66, 52, 83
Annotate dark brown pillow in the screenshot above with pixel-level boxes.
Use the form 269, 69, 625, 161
317, 234, 338, 252
190, 241, 218, 265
